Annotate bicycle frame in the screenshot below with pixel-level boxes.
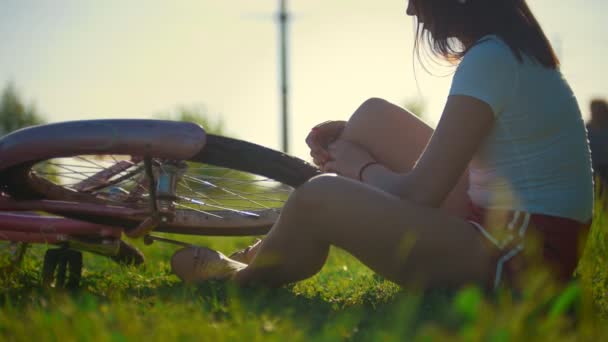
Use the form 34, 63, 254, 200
0, 194, 124, 256
0, 212, 121, 242
0, 118, 314, 275
0, 119, 316, 286
0, 119, 208, 258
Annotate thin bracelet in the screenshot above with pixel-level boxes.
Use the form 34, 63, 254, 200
358, 161, 379, 181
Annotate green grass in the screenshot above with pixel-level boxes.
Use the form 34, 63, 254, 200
1, 199, 608, 341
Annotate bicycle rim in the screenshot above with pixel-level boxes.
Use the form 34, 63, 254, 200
4, 134, 320, 236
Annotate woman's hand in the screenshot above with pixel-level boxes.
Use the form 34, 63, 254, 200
305, 120, 347, 167
323, 139, 375, 179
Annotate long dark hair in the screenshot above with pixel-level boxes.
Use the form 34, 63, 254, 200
412, 0, 559, 69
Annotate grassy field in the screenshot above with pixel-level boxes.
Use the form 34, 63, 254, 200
1, 200, 607, 341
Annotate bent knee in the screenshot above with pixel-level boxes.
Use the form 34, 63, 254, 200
282, 174, 348, 225
350, 98, 392, 124
345, 98, 426, 144
358, 97, 390, 112
350, 98, 414, 123
289, 175, 337, 207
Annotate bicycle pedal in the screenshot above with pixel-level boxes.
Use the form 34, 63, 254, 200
126, 214, 162, 238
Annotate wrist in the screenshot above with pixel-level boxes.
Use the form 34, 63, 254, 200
358, 161, 380, 182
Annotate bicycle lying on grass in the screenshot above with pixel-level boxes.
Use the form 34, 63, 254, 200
0, 119, 320, 288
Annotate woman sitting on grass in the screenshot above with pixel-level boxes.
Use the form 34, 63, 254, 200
171, 0, 593, 291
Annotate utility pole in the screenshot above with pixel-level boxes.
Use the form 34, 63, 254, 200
278, 0, 290, 153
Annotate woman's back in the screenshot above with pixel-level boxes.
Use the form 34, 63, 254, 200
450, 36, 593, 222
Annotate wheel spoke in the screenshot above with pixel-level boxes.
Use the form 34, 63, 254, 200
174, 202, 224, 218
178, 178, 225, 207
46, 162, 106, 170
183, 175, 272, 210
47, 163, 101, 181
75, 156, 107, 169
28, 152, 297, 227
178, 196, 260, 218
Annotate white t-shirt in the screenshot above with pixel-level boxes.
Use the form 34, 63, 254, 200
449, 35, 593, 222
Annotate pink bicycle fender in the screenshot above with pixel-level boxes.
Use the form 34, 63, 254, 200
0, 212, 122, 238
0, 119, 206, 171
0, 231, 64, 244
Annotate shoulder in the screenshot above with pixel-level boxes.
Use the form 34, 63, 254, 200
449, 35, 520, 116
453, 35, 519, 88
458, 35, 518, 69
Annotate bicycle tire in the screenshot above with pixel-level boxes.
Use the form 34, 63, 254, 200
1, 124, 321, 236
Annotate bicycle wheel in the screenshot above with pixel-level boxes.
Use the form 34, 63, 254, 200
1, 125, 321, 236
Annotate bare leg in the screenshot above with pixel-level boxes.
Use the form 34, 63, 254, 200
340, 98, 470, 217
231, 99, 487, 288
233, 175, 491, 288
233, 98, 469, 264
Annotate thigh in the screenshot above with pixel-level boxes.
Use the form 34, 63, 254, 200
294, 175, 493, 289
341, 98, 470, 217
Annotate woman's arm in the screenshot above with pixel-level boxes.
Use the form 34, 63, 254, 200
358, 95, 494, 206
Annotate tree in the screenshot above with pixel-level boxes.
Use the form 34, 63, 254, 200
0, 83, 47, 270
0, 83, 45, 136
156, 105, 227, 137
403, 97, 427, 120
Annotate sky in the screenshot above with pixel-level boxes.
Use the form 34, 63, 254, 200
1, 0, 607, 162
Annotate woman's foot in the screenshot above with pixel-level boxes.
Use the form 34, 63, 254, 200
228, 238, 263, 264
171, 246, 247, 283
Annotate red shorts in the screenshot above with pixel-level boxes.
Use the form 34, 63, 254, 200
466, 202, 591, 290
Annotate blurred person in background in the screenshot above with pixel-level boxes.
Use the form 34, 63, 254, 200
586, 99, 608, 191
